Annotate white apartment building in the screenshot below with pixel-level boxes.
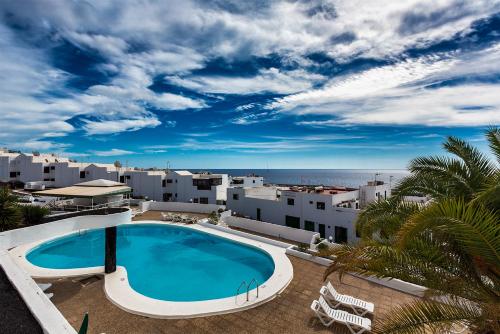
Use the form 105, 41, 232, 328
120, 170, 229, 204
230, 175, 264, 188
0, 149, 231, 205
227, 182, 392, 244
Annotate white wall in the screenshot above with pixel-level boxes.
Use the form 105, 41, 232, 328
0, 251, 77, 334
124, 171, 165, 201
0, 210, 131, 250
140, 201, 224, 214
223, 216, 320, 245
227, 187, 360, 243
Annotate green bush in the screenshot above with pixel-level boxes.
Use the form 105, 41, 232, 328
297, 243, 309, 252
0, 187, 21, 231
208, 211, 219, 225
20, 205, 49, 226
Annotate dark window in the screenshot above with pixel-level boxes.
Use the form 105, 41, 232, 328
309, 200, 313, 204
334, 226, 348, 244
319, 224, 326, 238
252, 180, 255, 183
256, 208, 261, 221
232, 179, 244, 185
355, 227, 361, 238
167, 179, 173, 183
10, 171, 20, 177
50, 178, 55, 182
193, 198, 199, 203
163, 193, 172, 201
175, 179, 177, 183
193, 179, 211, 190
211, 178, 222, 186
287, 198, 294, 206
175, 193, 177, 197
162, 179, 166, 187
199, 197, 209, 204
317, 202, 325, 210
125, 175, 131, 180
50, 166, 55, 170
384, 190, 387, 199
233, 194, 239, 200
79, 171, 85, 178
356, 202, 359, 209
120, 175, 125, 183
304, 220, 315, 232
43, 166, 50, 173
285, 215, 300, 229
43, 178, 50, 181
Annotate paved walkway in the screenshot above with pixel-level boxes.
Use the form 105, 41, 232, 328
41, 256, 418, 333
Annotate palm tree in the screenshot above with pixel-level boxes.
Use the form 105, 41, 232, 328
325, 128, 500, 334
0, 186, 21, 232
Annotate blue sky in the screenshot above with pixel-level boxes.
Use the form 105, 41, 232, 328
0, 1, 499, 169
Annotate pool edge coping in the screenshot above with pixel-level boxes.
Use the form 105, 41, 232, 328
9, 220, 294, 319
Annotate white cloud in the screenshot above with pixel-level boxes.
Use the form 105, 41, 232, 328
166, 68, 326, 95
90, 148, 135, 156
82, 117, 161, 135
270, 45, 500, 126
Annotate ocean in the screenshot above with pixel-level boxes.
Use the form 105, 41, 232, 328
193, 169, 409, 188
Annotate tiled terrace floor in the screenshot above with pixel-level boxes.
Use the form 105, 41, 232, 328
40, 256, 418, 334
133, 210, 209, 221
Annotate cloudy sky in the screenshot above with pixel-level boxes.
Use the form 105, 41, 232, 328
1, 0, 499, 169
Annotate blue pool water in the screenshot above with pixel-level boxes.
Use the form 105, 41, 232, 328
27, 224, 275, 301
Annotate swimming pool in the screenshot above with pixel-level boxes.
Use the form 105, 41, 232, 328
27, 224, 275, 302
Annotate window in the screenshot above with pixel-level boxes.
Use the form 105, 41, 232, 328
50, 166, 55, 170
200, 197, 209, 204
211, 178, 222, 186
334, 226, 348, 244
193, 179, 211, 190
175, 193, 177, 197
304, 220, 315, 232
309, 200, 313, 204
257, 208, 261, 221
252, 180, 255, 183
163, 193, 172, 201
43, 178, 50, 181
287, 198, 295, 206
50, 178, 55, 182
317, 202, 325, 210
193, 198, 199, 203
44, 166, 50, 173
232, 179, 244, 185
175, 179, 178, 183
285, 215, 300, 229
167, 179, 173, 184
233, 193, 239, 200
162, 179, 166, 187
10, 171, 20, 178
120, 175, 125, 183
125, 175, 131, 180
79, 171, 85, 179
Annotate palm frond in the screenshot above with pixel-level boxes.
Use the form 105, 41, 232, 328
485, 126, 500, 164
398, 199, 500, 272
373, 299, 483, 334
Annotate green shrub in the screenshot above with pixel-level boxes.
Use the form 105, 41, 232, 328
208, 211, 219, 225
0, 187, 21, 231
20, 205, 49, 226
297, 243, 309, 252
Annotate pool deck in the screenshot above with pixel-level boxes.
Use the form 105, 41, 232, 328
38, 255, 419, 333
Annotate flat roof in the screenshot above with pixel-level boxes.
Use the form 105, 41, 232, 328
34, 185, 131, 198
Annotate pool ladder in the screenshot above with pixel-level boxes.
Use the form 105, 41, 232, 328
236, 278, 259, 302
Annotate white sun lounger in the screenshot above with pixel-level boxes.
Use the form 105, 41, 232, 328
311, 296, 371, 334
320, 281, 374, 316
37, 283, 52, 292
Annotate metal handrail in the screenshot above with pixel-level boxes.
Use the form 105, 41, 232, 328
236, 281, 247, 298
246, 278, 259, 301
